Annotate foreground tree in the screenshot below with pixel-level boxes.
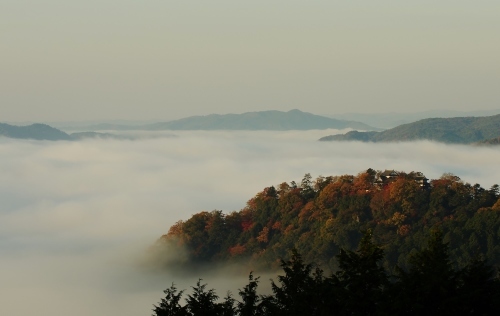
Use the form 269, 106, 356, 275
153, 231, 500, 315
237, 273, 260, 316
333, 230, 388, 315
185, 280, 224, 316
268, 249, 326, 316
153, 283, 188, 316
391, 231, 500, 315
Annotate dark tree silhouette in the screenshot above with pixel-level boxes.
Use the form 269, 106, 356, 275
333, 230, 388, 315
185, 280, 222, 316
153, 230, 500, 316
237, 272, 260, 316
152, 283, 188, 316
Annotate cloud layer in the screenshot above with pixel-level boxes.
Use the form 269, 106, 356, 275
1, 130, 500, 315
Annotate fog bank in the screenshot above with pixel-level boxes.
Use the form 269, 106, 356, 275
1, 130, 499, 315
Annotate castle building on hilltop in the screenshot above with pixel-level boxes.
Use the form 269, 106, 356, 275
375, 170, 429, 188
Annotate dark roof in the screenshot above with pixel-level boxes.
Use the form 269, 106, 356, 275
380, 170, 399, 177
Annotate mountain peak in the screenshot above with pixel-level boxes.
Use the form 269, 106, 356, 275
147, 109, 376, 131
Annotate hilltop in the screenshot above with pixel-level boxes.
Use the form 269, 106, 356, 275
332, 109, 500, 129
319, 114, 500, 144
61, 110, 377, 131
146, 110, 376, 131
155, 169, 500, 273
0, 123, 72, 141
0, 123, 132, 141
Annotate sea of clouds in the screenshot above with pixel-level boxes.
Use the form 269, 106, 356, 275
1, 129, 500, 315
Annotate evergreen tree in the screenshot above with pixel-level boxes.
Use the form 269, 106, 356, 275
333, 230, 388, 316
270, 249, 324, 316
392, 231, 457, 315
237, 273, 260, 316
152, 283, 188, 316
220, 292, 236, 316
186, 280, 222, 316
454, 257, 500, 314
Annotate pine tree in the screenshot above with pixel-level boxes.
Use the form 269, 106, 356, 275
152, 283, 188, 316
186, 280, 222, 316
237, 272, 260, 316
333, 230, 388, 315
392, 231, 457, 315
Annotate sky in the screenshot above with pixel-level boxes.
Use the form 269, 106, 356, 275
2, 1, 500, 122
1, 130, 500, 315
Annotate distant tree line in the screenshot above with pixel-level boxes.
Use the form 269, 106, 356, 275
156, 169, 500, 272
153, 231, 500, 315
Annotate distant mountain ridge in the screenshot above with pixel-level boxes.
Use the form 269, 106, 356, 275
146, 110, 376, 131
61, 110, 378, 132
0, 123, 133, 141
0, 123, 72, 141
319, 114, 500, 144
1, 110, 377, 141
332, 109, 500, 129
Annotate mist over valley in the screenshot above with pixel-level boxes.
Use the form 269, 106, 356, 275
3, 0, 500, 313
1, 130, 500, 315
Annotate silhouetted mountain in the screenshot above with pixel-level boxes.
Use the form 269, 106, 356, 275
146, 110, 377, 131
332, 109, 500, 129
0, 122, 132, 141
0, 123, 72, 140
61, 110, 378, 131
320, 114, 500, 144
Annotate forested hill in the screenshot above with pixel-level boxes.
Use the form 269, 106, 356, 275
157, 170, 500, 272
0, 122, 127, 141
146, 109, 376, 131
319, 114, 500, 144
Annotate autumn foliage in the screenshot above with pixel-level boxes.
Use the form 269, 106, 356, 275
158, 169, 500, 272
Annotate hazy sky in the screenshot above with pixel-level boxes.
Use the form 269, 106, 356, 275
1, 131, 500, 315
2, 1, 500, 121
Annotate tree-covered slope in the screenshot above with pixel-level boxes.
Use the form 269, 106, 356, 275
157, 170, 500, 272
152, 232, 500, 316
147, 109, 377, 131
319, 114, 500, 143
333, 109, 500, 129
